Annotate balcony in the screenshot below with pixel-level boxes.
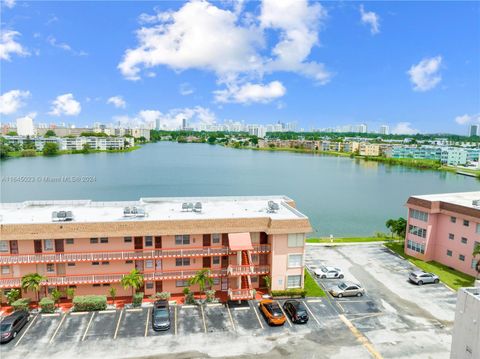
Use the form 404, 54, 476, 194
227, 265, 270, 276
0, 244, 270, 265
0, 268, 228, 288
228, 288, 255, 301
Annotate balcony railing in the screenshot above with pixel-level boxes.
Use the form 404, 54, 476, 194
228, 288, 255, 300
227, 265, 270, 276
0, 244, 271, 265
0, 268, 228, 288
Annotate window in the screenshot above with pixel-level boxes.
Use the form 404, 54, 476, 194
407, 240, 425, 254
288, 254, 303, 268
212, 278, 220, 285
408, 225, 427, 238
145, 260, 153, 269
100, 237, 108, 244
463, 220, 469, 227
90, 238, 98, 244
103, 283, 110, 287
251, 276, 258, 283
176, 280, 189, 287
125, 260, 133, 264
212, 234, 220, 244
288, 233, 305, 247
0, 241, 8, 252
101, 261, 109, 265
46, 263, 55, 272
459, 254, 465, 261
146, 282, 154, 289
93, 284, 101, 287
446, 250, 452, 257
212, 256, 220, 265
477, 224, 480, 234
92, 261, 100, 266
66, 239, 74, 245
448, 233, 454, 240
124, 237, 132, 243
67, 262, 75, 267
44, 239, 54, 251
1, 265, 10, 274
145, 236, 153, 247
410, 209, 428, 222
175, 235, 190, 245
175, 258, 190, 266
287, 275, 302, 288
461, 237, 468, 244
472, 259, 479, 269
450, 217, 456, 223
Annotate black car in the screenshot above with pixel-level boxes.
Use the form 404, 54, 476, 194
152, 300, 171, 331
282, 300, 309, 324
0, 311, 29, 343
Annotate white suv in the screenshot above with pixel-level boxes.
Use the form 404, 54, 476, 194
314, 266, 344, 279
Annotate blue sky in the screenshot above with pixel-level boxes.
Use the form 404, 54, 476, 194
1, 0, 479, 134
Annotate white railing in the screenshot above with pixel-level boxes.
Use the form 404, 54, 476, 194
228, 288, 255, 300
227, 265, 270, 276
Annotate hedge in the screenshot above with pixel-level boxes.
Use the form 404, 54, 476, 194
132, 292, 144, 307
39, 297, 55, 313
12, 298, 31, 311
72, 295, 107, 312
271, 289, 307, 298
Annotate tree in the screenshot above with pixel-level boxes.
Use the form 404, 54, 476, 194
120, 269, 144, 297
21, 273, 46, 302
23, 136, 36, 150
82, 143, 91, 154
189, 269, 213, 296
473, 244, 480, 280
65, 287, 75, 300
51, 289, 62, 306
44, 130, 56, 137
109, 287, 117, 304
207, 136, 217, 145
6, 131, 18, 136
385, 217, 407, 238
0, 142, 11, 159
6, 289, 21, 305
43, 142, 59, 156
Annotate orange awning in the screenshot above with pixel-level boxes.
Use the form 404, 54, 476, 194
228, 232, 253, 251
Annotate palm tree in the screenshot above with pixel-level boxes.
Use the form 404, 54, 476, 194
120, 269, 144, 297
473, 244, 480, 281
189, 269, 213, 297
21, 273, 46, 302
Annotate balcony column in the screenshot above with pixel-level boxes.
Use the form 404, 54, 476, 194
237, 251, 242, 289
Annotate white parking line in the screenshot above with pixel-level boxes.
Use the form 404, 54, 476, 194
233, 307, 250, 311
113, 310, 123, 339
144, 308, 151, 337
70, 312, 89, 316
49, 313, 66, 344
14, 315, 38, 347
206, 303, 223, 307
182, 305, 195, 309
200, 305, 207, 333
278, 303, 292, 327
42, 313, 60, 317
348, 312, 384, 322
302, 300, 320, 326
306, 299, 322, 303
174, 306, 177, 335
98, 310, 116, 314
82, 312, 95, 341
251, 302, 264, 330
126, 308, 142, 312
226, 303, 236, 332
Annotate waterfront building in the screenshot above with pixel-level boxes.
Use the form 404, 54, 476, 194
450, 287, 480, 359
469, 124, 479, 137
390, 146, 443, 161
0, 196, 311, 302
379, 125, 390, 135
405, 192, 480, 277
441, 148, 468, 166
2, 135, 134, 151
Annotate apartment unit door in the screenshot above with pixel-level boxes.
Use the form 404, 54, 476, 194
135, 260, 144, 271
221, 256, 229, 268
9, 240, 18, 254
34, 240, 43, 253
221, 277, 228, 291
57, 263, 66, 276
154, 236, 162, 249
260, 232, 268, 244
203, 257, 211, 268
203, 234, 211, 247
55, 239, 64, 253
222, 234, 229, 246
134, 237, 143, 250
155, 281, 162, 293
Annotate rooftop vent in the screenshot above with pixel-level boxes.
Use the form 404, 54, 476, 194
52, 210, 73, 222
123, 206, 146, 217
267, 201, 280, 213
472, 200, 480, 208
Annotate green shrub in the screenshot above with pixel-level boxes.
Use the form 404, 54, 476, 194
132, 292, 144, 307
39, 297, 55, 313
205, 290, 216, 303
271, 289, 307, 298
6, 289, 21, 305
72, 295, 107, 312
21, 149, 37, 157
149, 292, 171, 301
12, 298, 31, 311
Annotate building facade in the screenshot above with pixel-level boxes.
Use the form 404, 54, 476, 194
405, 192, 480, 276
0, 196, 311, 302
2, 135, 134, 151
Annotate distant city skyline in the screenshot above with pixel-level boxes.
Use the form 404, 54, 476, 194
1, 1, 479, 135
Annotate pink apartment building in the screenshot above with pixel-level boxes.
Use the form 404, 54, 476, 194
0, 196, 312, 302
405, 191, 480, 277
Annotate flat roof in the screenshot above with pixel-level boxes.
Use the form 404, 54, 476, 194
0, 195, 308, 225
411, 191, 480, 210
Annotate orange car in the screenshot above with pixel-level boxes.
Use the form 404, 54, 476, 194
259, 299, 286, 326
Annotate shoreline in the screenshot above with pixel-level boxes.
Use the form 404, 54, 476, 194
3, 145, 142, 160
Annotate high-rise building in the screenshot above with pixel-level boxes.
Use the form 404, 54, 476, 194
16, 115, 35, 136
469, 124, 479, 137
182, 118, 187, 130
379, 125, 390, 135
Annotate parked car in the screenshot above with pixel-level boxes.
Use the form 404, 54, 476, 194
259, 299, 286, 326
151, 300, 171, 331
314, 266, 344, 279
408, 271, 440, 285
283, 299, 309, 324
329, 281, 365, 298
0, 310, 29, 343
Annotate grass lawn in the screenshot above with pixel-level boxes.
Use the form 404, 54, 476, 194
306, 236, 399, 244
384, 242, 475, 290
304, 269, 326, 297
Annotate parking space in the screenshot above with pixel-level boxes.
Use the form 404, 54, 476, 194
203, 303, 234, 333
51, 312, 90, 343
83, 310, 119, 341
147, 306, 176, 336
14, 313, 63, 347
176, 305, 205, 335
115, 308, 146, 339
227, 301, 262, 335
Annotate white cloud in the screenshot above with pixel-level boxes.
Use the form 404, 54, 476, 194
0, 89, 30, 115
107, 96, 126, 109
407, 56, 442, 92
392, 122, 419, 135
179, 83, 195, 96
49, 93, 81, 116
119, 0, 331, 99
0, 30, 30, 61
4, 0, 16, 9
214, 81, 286, 104
359, 5, 380, 34
47, 36, 88, 56
455, 114, 480, 125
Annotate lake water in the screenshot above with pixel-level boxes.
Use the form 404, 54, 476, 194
1, 142, 478, 237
